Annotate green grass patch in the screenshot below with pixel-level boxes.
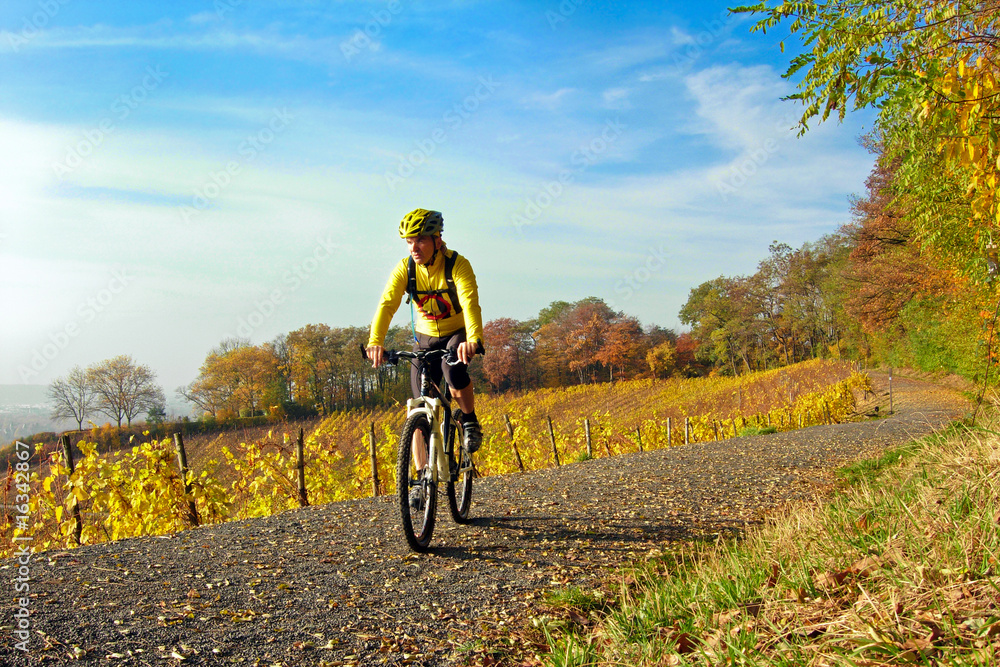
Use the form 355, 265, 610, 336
836, 442, 916, 485
737, 425, 778, 437
543, 586, 607, 613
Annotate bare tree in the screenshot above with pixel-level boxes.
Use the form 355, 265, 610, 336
87, 355, 166, 427
48, 366, 95, 430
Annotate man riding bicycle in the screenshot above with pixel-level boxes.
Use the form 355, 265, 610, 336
365, 209, 485, 506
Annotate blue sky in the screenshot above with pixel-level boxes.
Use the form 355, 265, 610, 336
0, 0, 875, 407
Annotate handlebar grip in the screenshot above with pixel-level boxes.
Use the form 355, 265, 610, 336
358, 344, 368, 360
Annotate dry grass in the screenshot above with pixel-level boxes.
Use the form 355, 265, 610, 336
538, 418, 1000, 666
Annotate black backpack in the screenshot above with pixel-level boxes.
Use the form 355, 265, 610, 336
406, 251, 463, 316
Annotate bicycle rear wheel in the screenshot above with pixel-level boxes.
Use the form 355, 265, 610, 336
398, 413, 437, 552
447, 409, 474, 523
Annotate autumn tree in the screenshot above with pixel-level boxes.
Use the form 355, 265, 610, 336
761, 238, 853, 363
225, 345, 281, 416
481, 317, 536, 392
544, 298, 616, 384
48, 366, 95, 430
595, 315, 643, 381
566, 313, 608, 383
674, 332, 705, 377
680, 237, 857, 374
530, 298, 653, 384
844, 150, 933, 332
181, 341, 280, 419
646, 341, 677, 379
87, 355, 165, 427
756, 243, 795, 365
838, 141, 984, 373
533, 300, 578, 386
286, 324, 343, 413
178, 369, 228, 419
269, 333, 294, 408
679, 277, 748, 374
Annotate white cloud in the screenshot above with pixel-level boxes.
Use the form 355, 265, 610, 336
602, 87, 632, 110
673, 63, 873, 219
583, 38, 674, 74
637, 68, 675, 83
670, 25, 697, 46
185, 11, 220, 26
521, 87, 575, 111
683, 64, 793, 151
0, 23, 349, 62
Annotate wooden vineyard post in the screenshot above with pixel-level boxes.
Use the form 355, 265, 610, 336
547, 416, 560, 466
684, 417, 690, 445
635, 425, 643, 452
798, 413, 803, 429
731, 418, 737, 438
888, 367, 894, 414
173, 434, 199, 527
60, 434, 83, 546
584, 418, 593, 458
297, 428, 308, 506
368, 423, 380, 497
823, 402, 832, 425
504, 414, 525, 472
667, 417, 672, 447
713, 421, 720, 441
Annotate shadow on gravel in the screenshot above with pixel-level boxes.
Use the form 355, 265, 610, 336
422, 512, 738, 565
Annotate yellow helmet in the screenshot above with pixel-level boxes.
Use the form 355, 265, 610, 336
398, 209, 443, 238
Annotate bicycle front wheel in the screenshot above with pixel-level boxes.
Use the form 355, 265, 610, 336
447, 409, 474, 523
398, 413, 437, 552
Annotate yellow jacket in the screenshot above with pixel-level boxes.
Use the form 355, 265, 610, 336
368, 248, 484, 347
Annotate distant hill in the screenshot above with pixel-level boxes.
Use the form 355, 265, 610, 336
0, 384, 75, 442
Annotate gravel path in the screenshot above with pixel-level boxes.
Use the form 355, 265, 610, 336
0, 373, 969, 666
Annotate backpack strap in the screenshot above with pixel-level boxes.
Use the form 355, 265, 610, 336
405, 251, 463, 315
444, 251, 463, 315
406, 255, 417, 305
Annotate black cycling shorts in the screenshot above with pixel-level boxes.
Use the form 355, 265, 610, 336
410, 330, 471, 398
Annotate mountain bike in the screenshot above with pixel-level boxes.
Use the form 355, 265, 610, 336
362, 346, 474, 552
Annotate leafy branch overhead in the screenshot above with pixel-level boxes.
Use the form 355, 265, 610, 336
734, 0, 1000, 265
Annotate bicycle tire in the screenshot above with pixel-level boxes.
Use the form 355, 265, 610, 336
398, 413, 437, 552
446, 409, 474, 523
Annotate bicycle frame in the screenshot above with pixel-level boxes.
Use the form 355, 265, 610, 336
405, 390, 452, 484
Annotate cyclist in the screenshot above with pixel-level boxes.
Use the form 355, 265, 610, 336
365, 209, 485, 506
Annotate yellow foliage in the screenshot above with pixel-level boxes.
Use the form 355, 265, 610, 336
0, 360, 869, 557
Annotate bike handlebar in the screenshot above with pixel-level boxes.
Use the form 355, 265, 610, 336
359, 344, 465, 367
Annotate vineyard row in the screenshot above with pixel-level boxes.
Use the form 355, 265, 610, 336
2, 369, 872, 558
